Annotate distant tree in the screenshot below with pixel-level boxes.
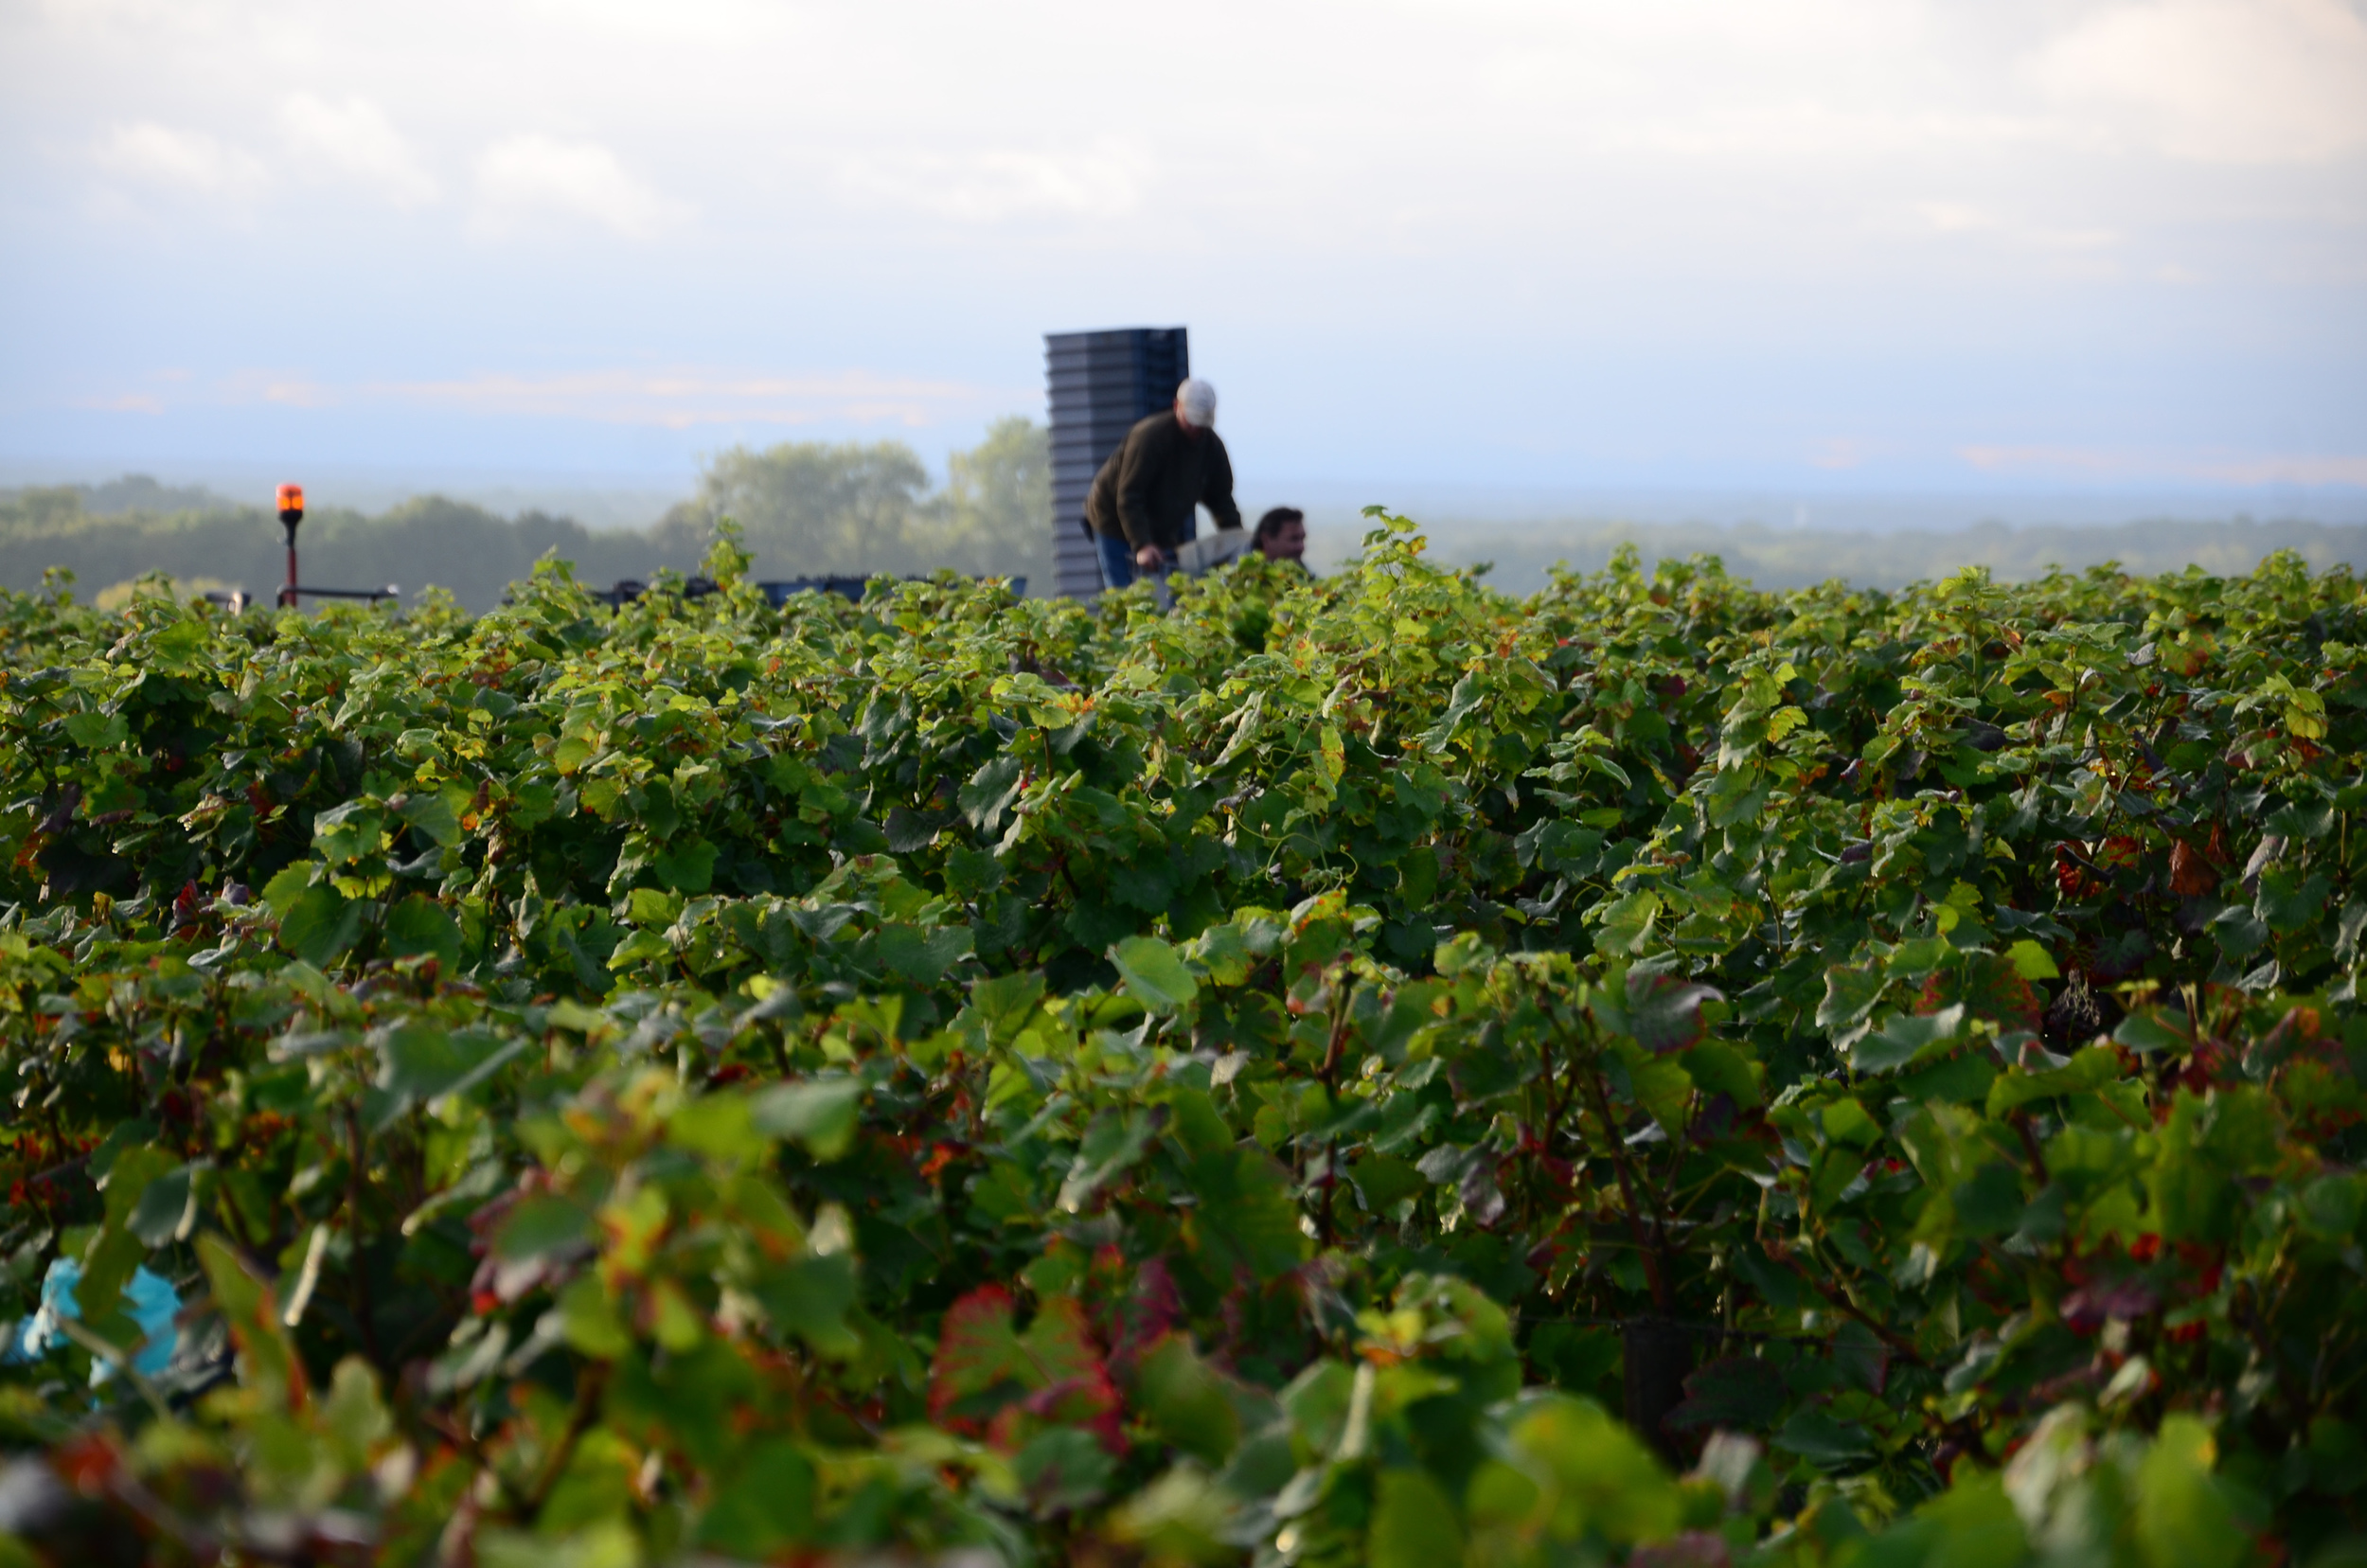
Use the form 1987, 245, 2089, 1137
81, 475, 232, 515
651, 424, 1050, 587
936, 416, 1052, 588
1, 431, 1062, 612
658, 440, 937, 577
0, 487, 94, 537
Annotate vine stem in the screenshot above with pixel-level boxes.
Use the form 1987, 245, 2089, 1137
343, 1104, 385, 1369
1764, 1239, 1925, 1367
2011, 1114, 2051, 1186
1314, 975, 1352, 1249
1586, 1069, 1674, 1315
521, 1364, 611, 1523
420, 1410, 533, 1517
1534, 1031, 1567, 1234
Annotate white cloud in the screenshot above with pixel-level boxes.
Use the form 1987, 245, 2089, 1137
213, 369, 341, 408
1906, 201, 2119, 254
69, 391, 166, 414
2028, 0, 2367, 163
91, 121, 265, 197
8, 0, 2359, 487
278, 93, 438, 207
365, 368, 1016, 429
472, 134, 685, 239
835, 147, 1145, 223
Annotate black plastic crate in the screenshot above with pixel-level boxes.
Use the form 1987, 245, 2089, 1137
1045, 327, 1190, 597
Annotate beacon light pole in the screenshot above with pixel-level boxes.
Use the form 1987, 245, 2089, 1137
277, 484, 303, 608
274, 483, 399, 609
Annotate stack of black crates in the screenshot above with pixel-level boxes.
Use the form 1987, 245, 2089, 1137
1045, 327, 1189, 598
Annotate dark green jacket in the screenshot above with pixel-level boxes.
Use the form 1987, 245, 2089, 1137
1084, 411, 1242, 550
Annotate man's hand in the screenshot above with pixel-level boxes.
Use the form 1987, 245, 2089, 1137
1134, 543, 1164, 572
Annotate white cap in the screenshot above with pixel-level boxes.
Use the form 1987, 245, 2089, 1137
1176, 378, 1217, 429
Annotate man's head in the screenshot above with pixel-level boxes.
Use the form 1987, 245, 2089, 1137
1174, 378, 1217, 433
1253, 507, 1306, 563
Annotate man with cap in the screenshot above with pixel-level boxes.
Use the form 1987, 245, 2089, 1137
1083, 377, 1242, 591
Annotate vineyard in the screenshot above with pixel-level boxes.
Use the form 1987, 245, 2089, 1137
0, 518, 2361, 1565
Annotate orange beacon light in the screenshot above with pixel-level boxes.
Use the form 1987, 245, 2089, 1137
276, 484, 304, 607
270, 485, 392, 608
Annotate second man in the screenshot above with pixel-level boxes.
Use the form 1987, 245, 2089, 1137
1084, 377, 1242, 591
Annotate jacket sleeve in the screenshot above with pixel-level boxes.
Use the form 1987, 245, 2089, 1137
1115, 425, 1159, 549
1203, 435, 1242, 530
1083, 448, 1121, 538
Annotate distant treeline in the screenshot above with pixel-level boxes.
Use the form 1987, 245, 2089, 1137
0, 417, 1052, 614
9, 441, 2360, 611
0, 491, 693, 614
1371, 514, 2367, 595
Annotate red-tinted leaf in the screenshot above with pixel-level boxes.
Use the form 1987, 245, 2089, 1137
929, 1288, 1120, 1450
1007, 1365, 1126, 1453
2169, 840, 2218, 897
1920, 953, 2041, 1033
928, 1285, 1030, 1432
1020, 1294, 1103, 1389
1628, 970, 1724, 1055
1109, 1257, 1185, 1371
2062, 1278, 2161, 1332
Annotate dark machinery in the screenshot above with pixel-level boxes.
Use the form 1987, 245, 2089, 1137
274, 484, 399, 608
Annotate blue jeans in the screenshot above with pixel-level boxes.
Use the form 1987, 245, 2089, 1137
1095, 520, 1193, 591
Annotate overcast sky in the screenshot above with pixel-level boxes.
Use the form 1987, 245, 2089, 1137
3, 0, 2363, 502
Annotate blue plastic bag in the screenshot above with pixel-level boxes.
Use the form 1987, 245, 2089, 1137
2, 1258, 180, 1384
